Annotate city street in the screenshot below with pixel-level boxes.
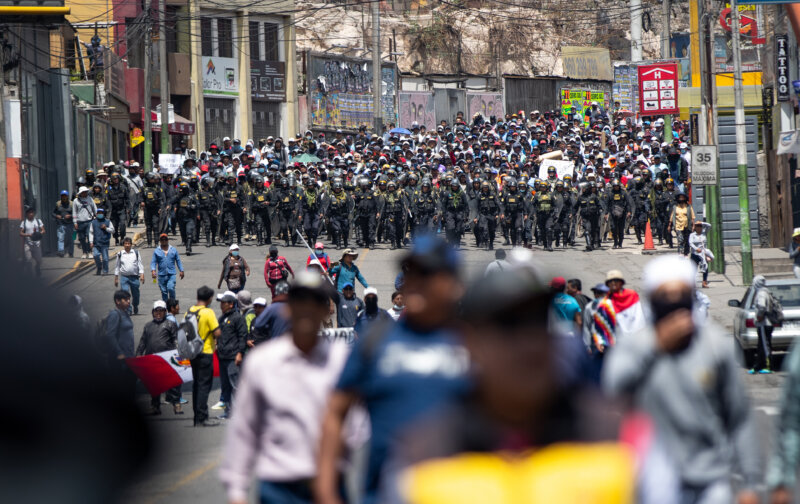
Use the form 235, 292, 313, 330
54, 224, 787, 504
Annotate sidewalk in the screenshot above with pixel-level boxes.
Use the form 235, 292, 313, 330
41, 227, 146, 287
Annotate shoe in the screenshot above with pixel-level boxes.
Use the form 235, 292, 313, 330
211, 400, 227, 410
218, 412, 230, 420
173, 404, 184, 415
196, 419, 220, 427
759, 369, 773, 374
747, 369, 756, 374
702, 281, 709, 288
133, 307, 139, 315
179, 397, 188, 404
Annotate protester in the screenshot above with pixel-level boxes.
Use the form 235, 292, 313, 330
187, 286, 222, 427
220, 272, 347, 504
215, 290, 248, 420
750, 274, 778, 375
483, 248, 510, 276
688, 221, 713, 288
89, 208, 114, 276
336, 282, 363, 328
788, 227, 800, 279
767, 339, 800, 503
582, 282, 610, 383
307, 241, 332, 271
52, 190, 74, 257
114, 237, 145, 315
264, 245, 294, 297
250, 297, 267, 333
668, 193, 695, 256
135, 300, 182, 415
316, 236, 470, 504
166, 298, 180, 324
73, 186, 96, 259
218, 244, 250, 294
387, 291, 404, 320
250, 281, 291, 346
549, 276, 582, 333
19, 206, 45, 277
105, 290, 135, 396
600, 269, 645, 337
330, 249, 368, 293
603, 255, 759, 504
150, 233, 185, 301
566, 278, 591, 312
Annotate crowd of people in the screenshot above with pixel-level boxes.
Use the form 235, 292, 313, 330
26, 107, 700, 284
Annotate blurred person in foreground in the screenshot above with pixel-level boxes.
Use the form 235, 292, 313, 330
0, 263, 150, 504
603, 255, 759, 504
220, 272, 348, 504
582, 282, 611, 384
315, 235, 470, 504
767, 332, 800, 503
382, 265, 679, 503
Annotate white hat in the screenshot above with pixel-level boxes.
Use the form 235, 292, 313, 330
229, 243, 239, 251
364, 287, 378, 297
642, 255, 697, 294
217, 290, 238, 303
78, 186, 89, 194
153, 300, 167, 310
679, 142, 688, 149
253, 297, 267, 306
223, 136, 231, 142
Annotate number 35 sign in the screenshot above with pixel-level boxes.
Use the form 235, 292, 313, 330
691, 145, 718, 185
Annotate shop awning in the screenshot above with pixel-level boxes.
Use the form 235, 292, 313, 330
141, 108, 196, 135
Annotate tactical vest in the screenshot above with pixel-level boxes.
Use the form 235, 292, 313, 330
537, 193, 553, 212
143, 185, 160, 207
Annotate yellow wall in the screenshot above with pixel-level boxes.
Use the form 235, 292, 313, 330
66, 0, 115, 74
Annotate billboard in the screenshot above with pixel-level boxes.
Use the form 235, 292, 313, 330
202, 56, 239, 97
561, 46, 613, 81
250, 61, 286, 102
307, 54, 396, 131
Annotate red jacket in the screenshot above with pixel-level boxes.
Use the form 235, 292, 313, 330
306, 253, 331, 271
264, 256, 293, 284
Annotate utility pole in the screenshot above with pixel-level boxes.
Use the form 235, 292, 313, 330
143, 16, 153, 172
731, 0, 753, 284
630, 0, 642, 62
698, 0, 724, 273
371, 0, 382, 135
158, 0, 170, 154
0, 59, 7, 260
661, 0, 673, 142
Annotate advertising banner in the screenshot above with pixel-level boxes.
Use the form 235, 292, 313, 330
202, 56, 239, 97
251, 61, 286, 102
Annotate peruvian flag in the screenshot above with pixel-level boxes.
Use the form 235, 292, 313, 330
608, 288, 646, 338
126, 350, 220, 396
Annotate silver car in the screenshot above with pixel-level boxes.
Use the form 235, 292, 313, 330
729, 278, 800, 368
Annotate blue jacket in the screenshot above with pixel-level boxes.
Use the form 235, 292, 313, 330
330, 262, 368, 292
90, 219, 113, 247
150, 245, 184, 276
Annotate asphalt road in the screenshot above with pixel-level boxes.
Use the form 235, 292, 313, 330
55, 224, 788, 503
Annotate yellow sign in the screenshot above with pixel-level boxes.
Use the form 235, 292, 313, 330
130, 127, 144, 148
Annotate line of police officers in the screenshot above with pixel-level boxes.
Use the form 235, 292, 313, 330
73, 158, 683, 255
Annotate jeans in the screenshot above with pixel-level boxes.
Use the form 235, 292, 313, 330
93, 245, 110, 274
24, 242, 42, 277
157, 274, 177, 301
259, 480, 313, 504
218, 358, 239, 408
77, 221, 91, 254
119, 275, 141, 311
794, 264, 800, 279
190, 353, 214, 425
755, 325, 774, 371
56, 223, 74, 256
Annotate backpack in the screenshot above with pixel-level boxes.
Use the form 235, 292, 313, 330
177, 309, 204, 360
767, 290, 785, 326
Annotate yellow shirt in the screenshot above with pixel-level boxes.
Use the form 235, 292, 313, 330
674, 205, 694, 231
188, 305, 220, 354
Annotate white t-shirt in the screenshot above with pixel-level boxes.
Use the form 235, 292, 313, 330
20, 218, 43, 245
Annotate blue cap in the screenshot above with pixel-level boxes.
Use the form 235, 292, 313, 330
342, 282, 354, 289
60, 190, 69, 196
402, 234, 460, 274
96, 208, 105, 214
591, 283, 610, 294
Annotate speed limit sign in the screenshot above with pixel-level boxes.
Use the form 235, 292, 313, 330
691, 145, 718, 185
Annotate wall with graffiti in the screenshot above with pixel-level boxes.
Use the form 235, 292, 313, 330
398, 92, 435, 129
466, 93, 504, 121
307, 54, 397, 131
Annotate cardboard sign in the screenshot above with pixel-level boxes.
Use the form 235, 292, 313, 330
538, 159, 574, 180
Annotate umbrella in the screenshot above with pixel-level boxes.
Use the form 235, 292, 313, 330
390, 127, 412, 135
293, 153, 322, 164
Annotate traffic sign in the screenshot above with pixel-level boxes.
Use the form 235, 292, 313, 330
637, 62, 679, 115
691, 145, 718, 185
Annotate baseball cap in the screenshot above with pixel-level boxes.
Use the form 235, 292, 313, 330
364, 287, 378, 297
314, 242, 324, 250
96, 208, 105, 214
253, 297, 267, 306
591, 283, 610, 294
216, 290, 237, 303
153, 300, 167, 310
60, 190, 69, 196
229, 243, 239, 251
223, 136, 231, 142
342, 282, 354, 289
550, 276, 566, 290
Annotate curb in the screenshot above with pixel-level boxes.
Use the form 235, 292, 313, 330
50, 230, 146, 288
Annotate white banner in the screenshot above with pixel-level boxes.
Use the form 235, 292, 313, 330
777, 130, 800, 155
158, 154, 183, 174
538, 159, 574, 180
320, 328, 357, 345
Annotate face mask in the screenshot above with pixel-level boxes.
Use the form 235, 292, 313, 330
97, 215, 105, 220
270, 252, 277, 258
232, 251, 239, 257
315, 250, 323, 256
393, 304, 403, 311
650, 293, 694, 323
365, 297, 378, 314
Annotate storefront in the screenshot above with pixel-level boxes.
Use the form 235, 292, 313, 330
251, 60, 285, 140
202, 55, 239, 146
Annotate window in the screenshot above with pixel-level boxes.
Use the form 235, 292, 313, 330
249, 22, 260, 60
166, 6, 179, 54
201, 17, 213, 56
217, 18, 233, 58
263, 22, 279, 61
204, 98, 236, 147
126, 18, 144, 68
252, 101, 280, 140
